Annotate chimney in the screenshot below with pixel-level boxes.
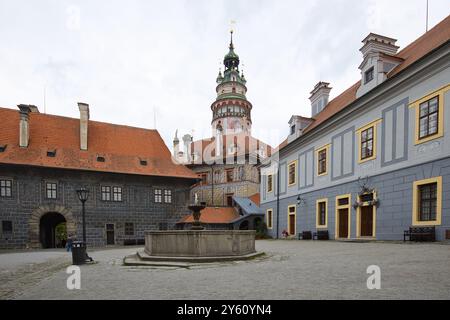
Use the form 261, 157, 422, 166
360, 33, 399, 59
173, 130, 180, 158
182, 134, 193, 163
309, 82, 332, 117
78, 102, 89, 151
17, 104, 32, 148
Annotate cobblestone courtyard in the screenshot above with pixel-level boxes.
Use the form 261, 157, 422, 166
1, 240, 449, 300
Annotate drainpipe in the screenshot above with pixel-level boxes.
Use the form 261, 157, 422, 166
211, 165, 214, 206
276, 162, 280, 239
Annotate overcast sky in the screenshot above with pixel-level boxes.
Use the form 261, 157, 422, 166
1, 0, 449, 150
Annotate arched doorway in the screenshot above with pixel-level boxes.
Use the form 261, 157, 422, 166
239, 220, 249, 230
29, 205, 76, 249
40, 212, 66, 248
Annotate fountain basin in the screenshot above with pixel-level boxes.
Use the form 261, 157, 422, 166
145, 230, 256, 257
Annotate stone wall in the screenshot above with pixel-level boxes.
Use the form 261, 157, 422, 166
0, 164, 194, 249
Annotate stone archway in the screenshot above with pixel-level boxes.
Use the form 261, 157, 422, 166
29, 205, 77, 249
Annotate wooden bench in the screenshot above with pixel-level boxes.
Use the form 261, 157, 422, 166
313, 230, 329, 240
298, 231, 312, 240
403, 226, 435, 242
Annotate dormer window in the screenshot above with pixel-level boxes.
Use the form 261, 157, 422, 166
290, 125, 296, 135
365, 67, 374, 84
47, 149, 56, 157
140, 159, 147, 166
97, 156, 105, 162
0, 145, 6, 152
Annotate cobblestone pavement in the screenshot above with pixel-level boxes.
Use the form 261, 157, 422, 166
2, 240, 450, 300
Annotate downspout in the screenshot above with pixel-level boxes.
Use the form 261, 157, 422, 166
276, 162, 280, 239
211, 165, 214, 206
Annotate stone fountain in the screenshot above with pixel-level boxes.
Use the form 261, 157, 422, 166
124, 195, 263, 266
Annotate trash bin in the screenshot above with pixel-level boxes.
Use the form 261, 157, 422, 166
72, 241, 86, 265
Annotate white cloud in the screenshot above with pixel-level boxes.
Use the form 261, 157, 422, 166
0, 0, 449, 149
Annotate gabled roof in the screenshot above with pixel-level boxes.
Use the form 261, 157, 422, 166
189, 132, 272, 163
177, 207, 239, 224
0, 107, 198, 179
290, 14, 450, 140
233, 196, 263, 215
248, 193, 260, 206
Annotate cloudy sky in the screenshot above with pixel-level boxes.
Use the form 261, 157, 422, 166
1, 0, 449, 149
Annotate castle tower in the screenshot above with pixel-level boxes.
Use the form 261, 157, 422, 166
211, 31, 253, 137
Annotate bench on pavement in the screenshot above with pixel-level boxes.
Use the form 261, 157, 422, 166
313, 230, 329, 240
403, 226, 435, 242
298, 231, 312, 240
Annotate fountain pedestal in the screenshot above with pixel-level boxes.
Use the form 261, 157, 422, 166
189, 204, 206, 230
123, 203, 263, 266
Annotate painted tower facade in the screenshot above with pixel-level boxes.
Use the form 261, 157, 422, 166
211, 31, 253, 137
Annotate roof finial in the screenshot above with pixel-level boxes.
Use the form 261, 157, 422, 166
229, 20, 236, 49
229, 29, 234, 49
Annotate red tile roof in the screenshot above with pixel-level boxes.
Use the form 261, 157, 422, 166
0, 107, 198, 179
248, 193, 260, 206
177, 207, 239, 224
190, 132, 272, 162
298, 14, 450, 137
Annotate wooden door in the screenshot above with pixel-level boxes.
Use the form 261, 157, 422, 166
106, 224, 115, 245
288, 214, 296, 235
338, 209, 348, 238
360, 206, 373, 237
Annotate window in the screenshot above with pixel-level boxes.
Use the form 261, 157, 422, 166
357, 119, 380, 163
2, 221, 12, 233
290, 125, 295, 135
47, 150, 56, 157
124, 223, 134, 236
266, 209, 273, 229
226, 169, 234, 183
97, 156, 105, 162
101, 186, 111, 201
360, 127, 374, 160
199, 173, 208, 185
226, 194, 233, 207
0, 179, 12, 197
267, 174, 273, 193
418, 96, 439, 140
364, 67, 374, 84
112, 186, 122, 202
316, 145, 329, 176
288, 161, 297, 186
316, 199, 328, 228
411, 85, 448, 145
413, 177, 442, 226
154, 189, 162, 203
164, 190, 172, 203
46, 182, 57, 199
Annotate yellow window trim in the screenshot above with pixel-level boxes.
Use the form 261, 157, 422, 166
409, 84, 449, 145
356, 191, 377, 238
267, 174, 273, 193
315, 144, 330, 177
266, 208, 273, 229
412, 176, 442, 226
287, 205, 297, 236
288, 160, 298, 187
357, 120, 381, 164
316, 198, 328, 228
335, 194, 351, 239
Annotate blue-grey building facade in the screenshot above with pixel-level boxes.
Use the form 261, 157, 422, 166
260, 19, 450, 241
